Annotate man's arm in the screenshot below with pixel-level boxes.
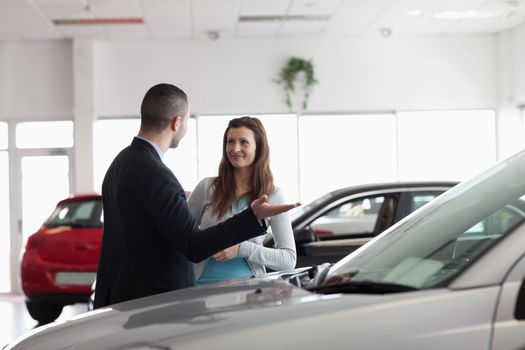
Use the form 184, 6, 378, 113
251, 194, 300, 220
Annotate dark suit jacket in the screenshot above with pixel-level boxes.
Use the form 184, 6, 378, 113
94, 138, 266, 308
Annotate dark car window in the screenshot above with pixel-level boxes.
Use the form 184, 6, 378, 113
410, 191, 445, 212
45, 200, 103, 228
310, 195, 396, 239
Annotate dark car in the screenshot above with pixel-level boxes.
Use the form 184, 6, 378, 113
270, 182, 457, 267
21, 194, 103, 324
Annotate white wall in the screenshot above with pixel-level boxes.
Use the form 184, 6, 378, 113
95, 35, 497, 116
1, 32, 522, 194
513, 22, 525, 104
495, 23, 525, 159
0, 41, 73, 120
0, 35, 499, 118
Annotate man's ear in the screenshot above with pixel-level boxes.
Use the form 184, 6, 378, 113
170, 116, 181, 131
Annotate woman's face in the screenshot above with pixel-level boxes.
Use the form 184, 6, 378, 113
226, 126, 257, 170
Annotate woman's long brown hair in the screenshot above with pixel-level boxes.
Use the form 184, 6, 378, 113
210, 116, 275, 219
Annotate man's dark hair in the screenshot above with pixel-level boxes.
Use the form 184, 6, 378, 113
140, 83, 188, 132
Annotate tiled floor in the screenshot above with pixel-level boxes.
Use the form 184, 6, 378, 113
0, 294, 86, 348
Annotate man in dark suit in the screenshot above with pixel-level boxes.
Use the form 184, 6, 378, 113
94, 83, 299, 308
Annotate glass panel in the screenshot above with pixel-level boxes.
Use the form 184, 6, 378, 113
164, 118, 198, 192
410, 191, 445, 212
298, 114, 397, 203
21, 156, 70, 242
0, 122, 7, 149
397, 110, 496, 181
197, 115, 232, 179
93, 119, 140, 193
310, 196, 385, 238
0, 152, 10, 292
16, 121, 73, 149
46, 200, 103, 228
197, 114, 299, 201
94, 118, 198, 196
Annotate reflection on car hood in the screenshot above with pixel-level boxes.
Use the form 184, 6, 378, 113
6, 273, 497, 350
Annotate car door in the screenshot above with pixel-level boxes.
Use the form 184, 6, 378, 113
295, 188, 450, 267
397, 190, 450, 219
491, 253, 525, 350
296, 191, 401, 267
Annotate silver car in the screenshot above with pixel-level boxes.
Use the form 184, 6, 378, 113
6, 150, 525, 350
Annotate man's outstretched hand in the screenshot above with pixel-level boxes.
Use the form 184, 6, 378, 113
251, 194, 301, 220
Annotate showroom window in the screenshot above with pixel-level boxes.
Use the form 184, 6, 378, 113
93, 110, 497, 205
16, 121, 73, 148
197, 114, 299, 201
163, 118, 197, 192
93, 118, 197, 193
10, 120, 74, 294
0, 122, 9, 292
397, 110, 496, 181
93, 118, 140, 193
16, 121, 74, 239
298, 114, 397, 203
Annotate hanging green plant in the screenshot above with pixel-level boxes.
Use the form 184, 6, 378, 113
275, 57, 318, 111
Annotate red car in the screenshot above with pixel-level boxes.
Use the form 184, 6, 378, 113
21, 194, 103, 324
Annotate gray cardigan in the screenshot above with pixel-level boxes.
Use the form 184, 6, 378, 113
187, 177, 297, 279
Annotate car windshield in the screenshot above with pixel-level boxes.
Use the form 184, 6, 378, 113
326, 150, 525, 290
290, 192, 334, 221
45, 199, 103, 228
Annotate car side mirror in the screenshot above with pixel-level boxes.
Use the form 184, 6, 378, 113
295, 226, 318, 243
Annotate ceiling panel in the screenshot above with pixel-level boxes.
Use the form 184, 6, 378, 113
240, 0, 290, 16
89, 0, 141, 18
57, 25, 106, 38
279, 20, 326, 35
101, 23, 149, 39
0, 0, 523, 42
324, 2, 388, 35
138, 0, 190, 16
287, 0, 342, 16
236, 21, 281, 37
144, 14, 191, 38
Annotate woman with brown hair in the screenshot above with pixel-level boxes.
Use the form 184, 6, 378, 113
188, 116, 296, 285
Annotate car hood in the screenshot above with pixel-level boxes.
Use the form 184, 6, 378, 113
6, 274, 498, 350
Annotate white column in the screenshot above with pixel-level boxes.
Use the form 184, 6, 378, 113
496, 30, 522, 160
73, 39, 96, 193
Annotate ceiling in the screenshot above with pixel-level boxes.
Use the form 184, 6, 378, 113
0, 0, 524, 42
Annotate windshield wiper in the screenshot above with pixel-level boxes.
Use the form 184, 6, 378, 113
307, 280, 418, 295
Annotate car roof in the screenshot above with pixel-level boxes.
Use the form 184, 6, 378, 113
307, 181, 458, 208
329, 181, 459, 198
291, 181, 458, 225
57, 193, 102, 205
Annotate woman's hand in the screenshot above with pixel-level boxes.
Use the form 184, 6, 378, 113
213, 244, 240, 261
251, 195, 300, 220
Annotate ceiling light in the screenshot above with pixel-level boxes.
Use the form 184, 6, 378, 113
433, 10, 511, 20
239, 15, 331, 22
53, 18, 144, 26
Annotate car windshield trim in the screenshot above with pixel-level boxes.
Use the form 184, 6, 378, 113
307, 280, 419, 294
